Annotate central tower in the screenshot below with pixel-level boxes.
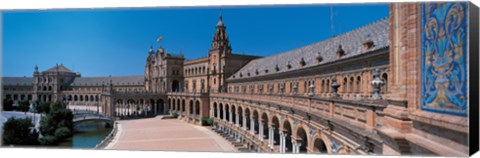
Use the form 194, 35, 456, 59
208, 13, 232, 92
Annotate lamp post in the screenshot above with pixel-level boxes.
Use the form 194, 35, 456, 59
371, 69, 385, 100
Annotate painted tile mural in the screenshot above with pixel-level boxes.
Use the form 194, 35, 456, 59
421, 2, 468, 116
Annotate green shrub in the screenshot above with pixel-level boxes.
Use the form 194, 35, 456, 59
2, 98, 14, 111
18, 100, 30, 112
54, 127, 72, 140
2, 117, 39, 145
39, 135, 57, 146
172, 111, 178, 118
202, 117, 214, 126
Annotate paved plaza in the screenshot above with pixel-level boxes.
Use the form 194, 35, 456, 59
105, 117, 237, 152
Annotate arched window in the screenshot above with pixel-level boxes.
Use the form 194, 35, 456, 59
381, 73, 388, 94
356, 76, 361, 93
343, 77, 348, 93
349, 77, 354, 93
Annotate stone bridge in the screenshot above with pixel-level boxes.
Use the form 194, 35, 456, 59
73, 111, 114, 126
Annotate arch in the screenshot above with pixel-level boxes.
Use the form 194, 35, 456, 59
283, 120, 293, 153
261, 112, 269, 140
219, 103, 224, 120
195, 100, 200, 118
245, 108, 251, 130
213, 102, 218, 118
313, 138, 328, 153
157, 99, 164, 114
95, 95, 99, 102
253, 110, 259, 134
231, 104, 236, 123
85, 95, 89, 101
356, 76, 361, 93
296, 127, 308, 153
172, 99, 176, 112
182, 99, 186, 116
225, 104, 230, 121
90, 95, 94, 102
326, 79, 330, 93
80, 95, 84, 101
271, 116, 280, 146
238, 106, 243, 127
343, 77, 347, 93
349, 77, 354, 93
189, 100, 194, 116
177, 98, 181, 112
381, 73, 388, 94
74, 95, 78, 101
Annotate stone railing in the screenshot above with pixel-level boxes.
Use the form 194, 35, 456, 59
213, 118, 273, 152
95, 122, 118, 149
211, 92, 388, 131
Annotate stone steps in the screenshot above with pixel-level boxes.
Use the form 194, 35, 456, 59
213, 129, 250, 152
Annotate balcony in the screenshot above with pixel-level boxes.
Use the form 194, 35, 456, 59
210, 92, 388, 131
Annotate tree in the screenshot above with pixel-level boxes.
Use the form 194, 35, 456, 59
2, 98, 14, 111
2, 117, 39, 146
35, 101, 51, 114
38, 101, 73, 145
18, 100, 30, 112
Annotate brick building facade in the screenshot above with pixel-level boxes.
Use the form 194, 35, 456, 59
2, 2, 477, 156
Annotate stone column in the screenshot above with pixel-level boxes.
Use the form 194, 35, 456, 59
269, 127, 275, 148
229, 110, 233, 123
280, 132, 286, 153
250, 119, 255, 134
217, 107, 220, 119
154, 103, 157, 115
235, 112, 239, 126
242, 116, 247, 130
258, 122, 264, 140
223, 106, 226, 121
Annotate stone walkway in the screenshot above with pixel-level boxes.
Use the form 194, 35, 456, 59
105, 117, 237, 152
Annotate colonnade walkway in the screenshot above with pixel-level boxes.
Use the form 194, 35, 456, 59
104, 117, 237, 152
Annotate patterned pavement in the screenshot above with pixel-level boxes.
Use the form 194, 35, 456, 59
105, 117, 237, 152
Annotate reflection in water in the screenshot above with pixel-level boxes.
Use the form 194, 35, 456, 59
59, 120, 112, 148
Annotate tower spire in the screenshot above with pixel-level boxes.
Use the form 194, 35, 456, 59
220, 8, 223, 21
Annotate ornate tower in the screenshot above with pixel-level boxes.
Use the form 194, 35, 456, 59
145, 46, 155, 92
209, 13, 232, 92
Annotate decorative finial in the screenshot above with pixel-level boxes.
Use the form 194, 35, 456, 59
220, 8, 223, 20
34, 65, 38, 72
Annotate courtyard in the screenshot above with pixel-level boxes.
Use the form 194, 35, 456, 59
105, 117, 237, 152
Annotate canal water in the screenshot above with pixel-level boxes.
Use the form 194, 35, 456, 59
58, 120, 112, 148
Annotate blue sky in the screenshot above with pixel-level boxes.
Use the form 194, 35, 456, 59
2, 4, 388, 77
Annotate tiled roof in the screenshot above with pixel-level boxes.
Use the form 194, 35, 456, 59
227, 18, 389, 81
71, 76, 144, 86
42, 64, 74, 73
2, 77, 33, 86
